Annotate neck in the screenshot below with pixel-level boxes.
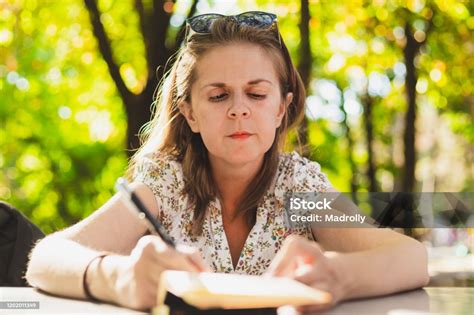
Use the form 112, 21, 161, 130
209, 155, 264, 220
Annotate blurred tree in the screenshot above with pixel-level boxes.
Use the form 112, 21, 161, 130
0, 1, 131, 233
361, 89, 378, 192
338, 81, 359, 201
1, 0, 472, 234
83, 0, 197, 154
296, 0, 311, 157
400, 6, 433, 192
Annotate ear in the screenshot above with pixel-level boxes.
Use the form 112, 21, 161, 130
276, 92, 293, 127
179, 100, 200, 133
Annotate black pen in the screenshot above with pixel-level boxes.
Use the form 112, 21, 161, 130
115, 177, 176, 248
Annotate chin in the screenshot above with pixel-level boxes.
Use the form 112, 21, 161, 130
206, 138, 273, 166
225, 148, 266, 165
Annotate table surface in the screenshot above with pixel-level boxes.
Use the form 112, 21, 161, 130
0, 287, 473, 315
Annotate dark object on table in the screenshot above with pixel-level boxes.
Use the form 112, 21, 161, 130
0, 201, 45, 286
163, 292, 277, 315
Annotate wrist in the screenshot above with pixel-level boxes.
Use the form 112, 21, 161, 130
83, 254, 107, 301
326, 252, 356, 303
86, 254, 126, 304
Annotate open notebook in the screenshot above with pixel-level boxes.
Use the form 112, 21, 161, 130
156, 271, 332, 310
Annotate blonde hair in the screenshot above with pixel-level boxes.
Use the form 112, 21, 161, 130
127, 17, 306, 235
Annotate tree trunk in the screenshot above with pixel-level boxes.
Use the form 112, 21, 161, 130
362, 93, 378, 193
400, 8, 433, 192
402, 21, 418, 192
84, 0, 198, 156
297, 0, 311, 157
124, 85, 155, 152
339, 88, 358, 202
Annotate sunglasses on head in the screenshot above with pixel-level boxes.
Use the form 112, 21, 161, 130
186, 11, 277, 33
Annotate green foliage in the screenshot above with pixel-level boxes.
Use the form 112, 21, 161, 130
0, 0, 472, 233
0, 0, 128, 234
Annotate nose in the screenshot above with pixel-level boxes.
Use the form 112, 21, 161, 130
227, 95, 250, 119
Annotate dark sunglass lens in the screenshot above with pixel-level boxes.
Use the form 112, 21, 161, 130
237, 12, 275, 28
188, 14, 223, 33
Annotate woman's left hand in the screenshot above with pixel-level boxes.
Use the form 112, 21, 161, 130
265, 235, 348, 313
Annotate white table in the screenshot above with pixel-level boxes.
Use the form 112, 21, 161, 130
0, 287, 144, 315
325, 287, 473, 315
0, 287, 473, 315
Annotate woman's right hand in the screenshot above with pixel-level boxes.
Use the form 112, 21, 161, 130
104, 235, 209, 310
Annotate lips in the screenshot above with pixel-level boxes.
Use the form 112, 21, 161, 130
229, 131, 253, 140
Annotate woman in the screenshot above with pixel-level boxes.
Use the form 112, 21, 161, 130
26, 12, 429, 312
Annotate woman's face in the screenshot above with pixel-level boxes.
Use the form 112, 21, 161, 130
180, 42, 293, 168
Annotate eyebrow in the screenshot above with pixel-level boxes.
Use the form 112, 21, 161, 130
200, 79, 273, 90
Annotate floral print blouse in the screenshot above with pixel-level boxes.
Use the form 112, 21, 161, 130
133, 151, 332, 275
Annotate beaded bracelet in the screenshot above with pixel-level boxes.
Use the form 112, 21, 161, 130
82, 254, 109, 301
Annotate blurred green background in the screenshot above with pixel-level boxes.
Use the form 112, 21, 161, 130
0, 0, 472, 234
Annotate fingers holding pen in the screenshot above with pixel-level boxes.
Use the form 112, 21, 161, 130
132, 235, 208, 273
115, 235, 209, 310
176, 244, 211, 272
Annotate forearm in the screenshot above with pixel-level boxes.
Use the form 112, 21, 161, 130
25, 236, 108, 299
333, 238, 429, 301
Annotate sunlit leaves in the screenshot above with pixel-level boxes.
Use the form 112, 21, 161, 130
1, 0, 127, 233
0, 0, 472, 234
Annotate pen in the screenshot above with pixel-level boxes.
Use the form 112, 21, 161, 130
115, 177, 176, 248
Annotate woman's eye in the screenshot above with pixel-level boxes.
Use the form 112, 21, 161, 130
249, 94, 266, 99
209, 93, 227, 102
